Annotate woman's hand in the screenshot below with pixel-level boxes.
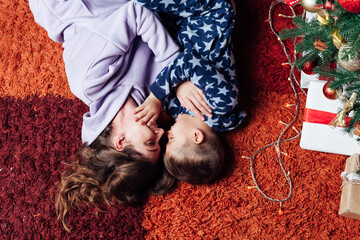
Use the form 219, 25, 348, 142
134, 93, 162, 126
176, 81, 212, 121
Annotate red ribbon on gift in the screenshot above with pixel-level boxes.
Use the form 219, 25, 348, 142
283, 0, 300, 6
303, 108, 352, 125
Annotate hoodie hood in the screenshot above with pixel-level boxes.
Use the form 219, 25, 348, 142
29, 0, 128, 42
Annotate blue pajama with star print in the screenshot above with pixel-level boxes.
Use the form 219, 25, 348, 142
133, 0, 246, 131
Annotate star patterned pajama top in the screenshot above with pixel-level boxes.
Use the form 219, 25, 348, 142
133, 0, 246, 131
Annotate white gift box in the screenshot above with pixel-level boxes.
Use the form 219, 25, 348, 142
300, 81, 360, 155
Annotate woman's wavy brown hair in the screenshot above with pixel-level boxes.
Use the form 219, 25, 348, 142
55, 124, 176, 232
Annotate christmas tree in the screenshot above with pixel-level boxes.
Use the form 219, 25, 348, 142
279, 0, 360, 138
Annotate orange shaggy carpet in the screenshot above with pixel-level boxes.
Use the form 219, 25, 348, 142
1, 0, 359, 239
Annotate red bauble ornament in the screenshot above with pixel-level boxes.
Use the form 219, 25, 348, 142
338, 0, 360, 13
314, 1, 335, 10
303, 60, 317, 75
324, 0, 335, 10
283, 0, 300, 6
322, 82, 340, 100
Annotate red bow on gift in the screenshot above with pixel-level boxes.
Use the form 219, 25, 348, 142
304, 93, 357, 127
304, 108, 352, 126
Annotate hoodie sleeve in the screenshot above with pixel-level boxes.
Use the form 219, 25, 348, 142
62, 2, 179, 104
94, 2, 179, 66
82, 2, 180, 102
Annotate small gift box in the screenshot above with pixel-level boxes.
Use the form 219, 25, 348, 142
339, 153, 360, 219
299, 81, 360, 156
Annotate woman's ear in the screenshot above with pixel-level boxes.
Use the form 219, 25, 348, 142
113, 134, 127, 151
192, 128, 204, 144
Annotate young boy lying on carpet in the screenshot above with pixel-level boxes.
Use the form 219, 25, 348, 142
133, 0, 246, 184
29, 0, 183, 232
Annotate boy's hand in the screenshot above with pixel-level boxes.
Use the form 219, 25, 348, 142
176, 81, 212, 121
134, 93, 162, 126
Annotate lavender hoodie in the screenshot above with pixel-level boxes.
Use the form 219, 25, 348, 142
29, 0, 180, 144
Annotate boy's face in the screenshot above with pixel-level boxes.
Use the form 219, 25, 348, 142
166, 114, 196, 152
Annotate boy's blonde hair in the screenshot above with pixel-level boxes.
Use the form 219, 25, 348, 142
164, 132, 224, 185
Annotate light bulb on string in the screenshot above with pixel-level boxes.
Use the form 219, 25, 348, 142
278, 208, 284, 215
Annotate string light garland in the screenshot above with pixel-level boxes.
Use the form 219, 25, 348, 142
243, 0, 308, 212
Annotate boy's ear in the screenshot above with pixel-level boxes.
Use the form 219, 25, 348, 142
113, 134, 127, 151
192, 128, 204, 144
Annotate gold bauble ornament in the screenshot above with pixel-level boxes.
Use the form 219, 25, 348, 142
301, 0, 317, 12
338, 45, 360, 72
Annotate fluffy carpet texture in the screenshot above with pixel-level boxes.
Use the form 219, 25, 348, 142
1, 0, 359, 239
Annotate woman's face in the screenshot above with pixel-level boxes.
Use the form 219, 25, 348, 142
111, 97, 165, 164
125, 121, 165, 164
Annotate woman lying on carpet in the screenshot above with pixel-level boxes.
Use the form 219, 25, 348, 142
133, 0, 245, 184
29, 0, 240, 232
29, 0, 186, 232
